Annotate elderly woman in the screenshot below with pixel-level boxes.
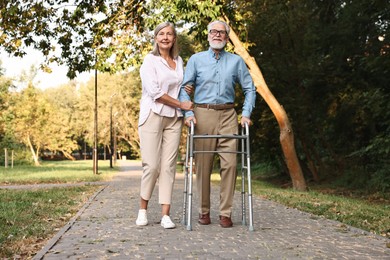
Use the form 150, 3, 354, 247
136, 22, 193, 229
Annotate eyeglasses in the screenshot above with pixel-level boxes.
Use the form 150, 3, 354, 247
209, 29, 227, 36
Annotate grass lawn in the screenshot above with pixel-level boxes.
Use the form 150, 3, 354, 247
0, 185, 101, 259
0, 160, 115, 185
0, 160, 117, 259
248, 179, 389, 239
212, 171, 390, 240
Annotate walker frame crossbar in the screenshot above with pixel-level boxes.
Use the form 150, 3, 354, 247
181, 121, 254, 231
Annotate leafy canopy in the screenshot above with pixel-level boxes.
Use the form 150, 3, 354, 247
0, 0, 248, 78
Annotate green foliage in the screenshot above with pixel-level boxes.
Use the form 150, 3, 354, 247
0, 74, 14, 149
6, 85, 53, 164
0, 148, 35, 167
0, 0, 146, 78
76, 70, 142, 157
242, 0, 389, 188
331, 165, 390, 193
0, 0, 233, 77
370, 168, 390, 193
42, 85, 79, 158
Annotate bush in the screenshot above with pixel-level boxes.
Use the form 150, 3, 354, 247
0, 148, 34, 166
368, 167, 390, 193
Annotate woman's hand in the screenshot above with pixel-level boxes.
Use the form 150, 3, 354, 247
184, 85, 194, 95
180, 101, 194, 111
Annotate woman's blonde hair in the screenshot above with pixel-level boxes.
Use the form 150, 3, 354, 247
151, 22, 178, 59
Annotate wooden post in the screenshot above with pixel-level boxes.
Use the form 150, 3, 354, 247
113, 122, 117, 166
4, 148, 7, 168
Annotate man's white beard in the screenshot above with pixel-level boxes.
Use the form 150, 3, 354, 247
209, 40, 226, 50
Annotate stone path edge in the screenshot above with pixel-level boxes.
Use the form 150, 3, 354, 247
32, 184, 109, 260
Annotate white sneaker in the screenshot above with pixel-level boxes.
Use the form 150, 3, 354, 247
136, 209, 148, 226
161, 215, 176, 229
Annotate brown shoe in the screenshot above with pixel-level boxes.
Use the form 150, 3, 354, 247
198, 213, 211, 225
219, 216, 233, 228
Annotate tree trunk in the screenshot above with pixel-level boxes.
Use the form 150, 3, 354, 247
27, 136, 40, 166
62, 150, 76, 161
227, 24, 307, 191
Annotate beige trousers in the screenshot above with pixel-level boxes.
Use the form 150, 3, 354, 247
139, 111, 183, 205
194, 107, 238, 217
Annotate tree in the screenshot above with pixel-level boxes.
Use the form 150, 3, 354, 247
0, 0, 307, 189
8, 85, 51, 165
74, 70, 142, 158
113, 71, 142, 157
242, 0, 389, 190
43, 85, 80, 160
0, 64, 14, 149
225, 16, 306, 190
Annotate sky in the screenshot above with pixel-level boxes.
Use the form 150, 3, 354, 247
1, 48, 92, 90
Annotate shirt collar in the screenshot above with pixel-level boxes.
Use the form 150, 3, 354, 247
208, 48, 226, 60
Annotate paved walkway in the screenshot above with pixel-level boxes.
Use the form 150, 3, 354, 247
33, 160, 389, 259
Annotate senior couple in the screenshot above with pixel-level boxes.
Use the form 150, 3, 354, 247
136, 20, 256, 229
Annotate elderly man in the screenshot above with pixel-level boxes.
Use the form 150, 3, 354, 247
179, 20, 256, 228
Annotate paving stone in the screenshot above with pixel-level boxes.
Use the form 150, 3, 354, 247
32, 161, 389, 259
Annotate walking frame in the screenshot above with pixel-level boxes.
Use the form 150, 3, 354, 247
181, 120, 254, 231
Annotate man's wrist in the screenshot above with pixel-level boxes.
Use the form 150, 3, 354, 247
242, 111, 251, 118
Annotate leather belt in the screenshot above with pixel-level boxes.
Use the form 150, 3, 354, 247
195, 103, 235, 110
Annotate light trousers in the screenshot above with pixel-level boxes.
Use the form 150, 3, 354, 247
139, 111, 183, 205
194, 107, 238, 217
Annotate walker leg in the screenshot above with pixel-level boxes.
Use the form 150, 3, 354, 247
182, 168, 188, 225
186, 122, 195, 231
182, 133, 190, 225
241, 168, 246, 226
245, 124, 254, 231
241, 130, 246, 226
187, 157, 194, 231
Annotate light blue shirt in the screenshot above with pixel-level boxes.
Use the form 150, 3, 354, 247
179, 48, 256, 118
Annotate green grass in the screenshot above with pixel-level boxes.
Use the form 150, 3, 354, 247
0, 160, 117, 259
209, 170, 390, 239
0, 160, 115, 184
0, 185, 101, 259
247, 179, 390, 238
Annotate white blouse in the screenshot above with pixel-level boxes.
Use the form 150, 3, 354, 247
138, 53, 184, 126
